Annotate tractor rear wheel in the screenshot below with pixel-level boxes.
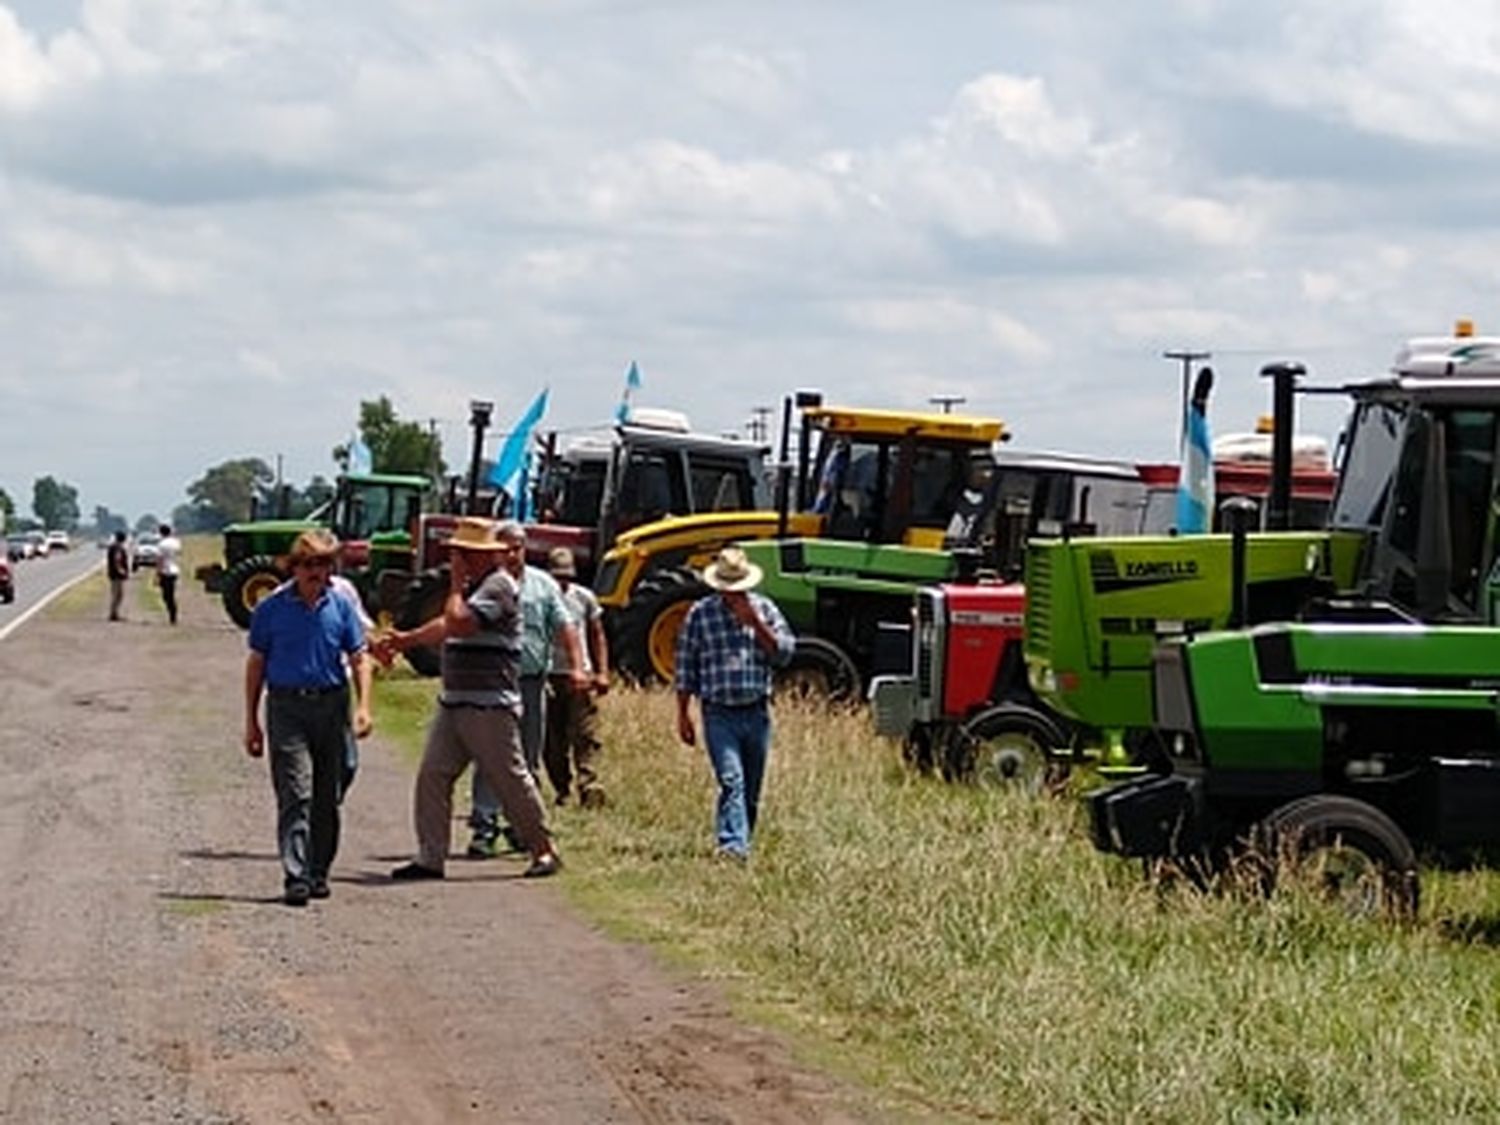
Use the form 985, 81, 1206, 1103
773, 636, 861, 705
612, 567, 707, 684
1249, 795, 1419, 918
393, 571, 447, 678
946, 703, 1070, 792
222, 555, 286, 629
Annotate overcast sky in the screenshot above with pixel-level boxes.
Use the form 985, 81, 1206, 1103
4, 0, 1499, 522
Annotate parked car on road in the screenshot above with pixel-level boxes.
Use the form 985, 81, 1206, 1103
25, 531, 48, 558
44, 530, 70, 552
0, 554, 13, 603
5, 535, 29, 561
131, 533, 161, 571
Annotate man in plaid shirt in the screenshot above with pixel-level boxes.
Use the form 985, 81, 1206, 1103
675, 546, 795, 859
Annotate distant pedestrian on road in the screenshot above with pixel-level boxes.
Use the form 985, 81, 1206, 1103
543, 546, 610, 809
674, 546, 794, 860
243, 530, 373, 906
155, 523, 182, 625
105, 530, 130, 621
376, 517, 562, 881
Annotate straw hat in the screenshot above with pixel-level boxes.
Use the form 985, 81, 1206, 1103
547, 547, 577, 577
445, 516, 510, 552
701, 546, 763, 592
287, 529, 340, 565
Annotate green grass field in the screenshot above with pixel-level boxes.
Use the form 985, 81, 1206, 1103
370, 673, 1500, 1122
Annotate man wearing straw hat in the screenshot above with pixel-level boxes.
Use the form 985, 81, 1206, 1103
674, 545, 794, 860
377, 517, 562, 880
244, 529, 373, 906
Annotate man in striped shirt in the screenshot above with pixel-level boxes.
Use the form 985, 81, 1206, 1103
378, 517, 561, 880
675, 546, 794, 860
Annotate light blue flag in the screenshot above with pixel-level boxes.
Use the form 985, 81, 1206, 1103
1175, 368, 1215, 534
347, 433, 373, 475
489, 388, 549, 502
614, 360, 642, 423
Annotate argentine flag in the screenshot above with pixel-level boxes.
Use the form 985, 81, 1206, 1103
347, 433, 373, 475
489, 388, 549, 509
1175, 367, 1214, 534
614, 360, 642, 423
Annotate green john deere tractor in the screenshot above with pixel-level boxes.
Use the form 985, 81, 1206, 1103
1077, 326, 1500, 913
199, 471, 430, 629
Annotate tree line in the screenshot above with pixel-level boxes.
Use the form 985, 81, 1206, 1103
0, 397, 446, 537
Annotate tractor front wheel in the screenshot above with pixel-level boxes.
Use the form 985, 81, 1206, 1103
947, 703, 1071, 792
1248, 794, 1419, 919
773, 636, 861, 705
222, 556, 286, 629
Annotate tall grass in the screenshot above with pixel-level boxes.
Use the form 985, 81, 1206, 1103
536, 689, 1500, 1123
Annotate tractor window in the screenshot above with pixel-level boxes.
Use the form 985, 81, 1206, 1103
617, 452, 687, 531
337, 483, 399, 541
688, 460, 754, 512
1386, 411, 1429, 559
825, 444, 883, 538
1081, 477, 1150, 536
1442, 410, 1496, 610
549, 461, 605, 526
908, 447, 972, 528
1331, 401, 1404, 532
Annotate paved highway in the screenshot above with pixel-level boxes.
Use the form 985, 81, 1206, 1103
0, 546, 110, 640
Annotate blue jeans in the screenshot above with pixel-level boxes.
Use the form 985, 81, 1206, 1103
470, 675, 545, 834
702, 701, 771, 857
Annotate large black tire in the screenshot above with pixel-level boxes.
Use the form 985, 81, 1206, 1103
611, 566, 708, 684
1248, 795, 1419, 919
944, 703, 1071, 791
774, 636, 861, 705
222, 555, 286, 629
394, 570, 447, 678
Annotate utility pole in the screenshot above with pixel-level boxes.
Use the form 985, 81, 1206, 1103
1164, 349, 1211, 441
749, 405, 772, 444
928, 394, 965, 414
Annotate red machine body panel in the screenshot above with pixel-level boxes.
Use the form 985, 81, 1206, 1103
938, 581, 1026, 719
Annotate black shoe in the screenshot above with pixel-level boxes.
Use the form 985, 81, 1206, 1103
522, 853, 563, 879
390, 861, 444, 881
309, 879, 331, 900
284, 880, 311, 906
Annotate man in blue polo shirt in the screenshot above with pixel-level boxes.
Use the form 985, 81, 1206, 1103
244, 529, 373, 906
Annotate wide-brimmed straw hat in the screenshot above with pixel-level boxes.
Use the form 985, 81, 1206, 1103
445, 516, 510, 552
287, 529, 340, 565
701, 546, 763, 592
547, 546, 577, 577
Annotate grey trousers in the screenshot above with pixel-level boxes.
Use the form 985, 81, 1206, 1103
469, 674, 545, 831
417, 704, 550, 870
266, 690, 348, 888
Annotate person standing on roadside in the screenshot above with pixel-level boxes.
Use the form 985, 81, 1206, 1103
105, 530, 130, 622
542, 546, 610, 808
155, 523, 182, 625
376, 517, 562, 881
243, 530, 373, 906
674, 545, 794, 860
466, 521, 586, 857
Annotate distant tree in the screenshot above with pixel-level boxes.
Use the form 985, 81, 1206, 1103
0, 487, 13, 532
333, 397, 444, 477
183, 458, 274, 530
92, 505, 128, 536
32, 476, 80, 530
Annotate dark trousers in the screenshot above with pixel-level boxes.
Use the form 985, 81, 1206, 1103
543, 677, 601, 803
159, 574, 179, 624
266, 689, 349, 888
